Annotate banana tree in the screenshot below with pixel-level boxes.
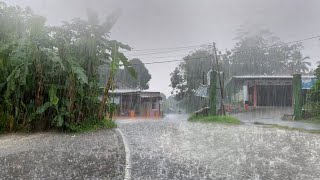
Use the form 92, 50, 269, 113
98, 42, 136, 120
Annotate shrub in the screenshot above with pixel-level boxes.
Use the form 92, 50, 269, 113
188, 114, 241, 124
304, 76, 320, 117
67, 119, 117, 133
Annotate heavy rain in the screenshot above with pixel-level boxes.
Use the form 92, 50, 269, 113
1, 0, 320, 179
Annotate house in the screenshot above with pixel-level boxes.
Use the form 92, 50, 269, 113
109, 89, 163, 118
225, 75, 316, 107
194, 74, 316, 111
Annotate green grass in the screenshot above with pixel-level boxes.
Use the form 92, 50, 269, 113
299, 116, 320, 124
67, 119, 117, 133
282, 115, 320, 125
262, 124, 320, 134
188, 115, 241, 124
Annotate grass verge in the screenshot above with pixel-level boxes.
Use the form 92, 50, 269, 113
282, 115, 320, 124
188, 115, 241, 124
68, 119, 117, 133
299, 116, 320, 125
258, 123, 320, 134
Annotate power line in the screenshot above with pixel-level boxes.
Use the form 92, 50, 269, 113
125, 35, 320, 58
128, 34, 320, 66
126, 46, 209, 56
277, 35, 320, 46
125, 43, 211, 53
129, 56, 211, 66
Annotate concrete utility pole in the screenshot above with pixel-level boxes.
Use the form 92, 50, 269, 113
293, 74, 302, 119
209, 70, 217, 115
213, 43, 226, 115
209, 43, 217, 116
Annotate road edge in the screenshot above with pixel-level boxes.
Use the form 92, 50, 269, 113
116, 128, 132, 180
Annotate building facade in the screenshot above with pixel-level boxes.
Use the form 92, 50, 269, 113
109, 89, 162, 118
225, 75, 316, 107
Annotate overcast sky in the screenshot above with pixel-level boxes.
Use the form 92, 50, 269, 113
4, 0, 320, 96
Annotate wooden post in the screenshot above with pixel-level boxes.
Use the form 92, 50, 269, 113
293, 74, 302, 119
209, 70, 217, 116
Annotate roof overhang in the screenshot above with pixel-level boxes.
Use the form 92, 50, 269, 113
225, 75, 316, 90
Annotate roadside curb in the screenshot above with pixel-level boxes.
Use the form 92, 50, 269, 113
116, 128, 132, 180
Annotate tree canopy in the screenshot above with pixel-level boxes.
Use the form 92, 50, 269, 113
170, 29, 312, 112
170, 50, 212, 111
0, 2, 134, 132
115, 58, 151, 90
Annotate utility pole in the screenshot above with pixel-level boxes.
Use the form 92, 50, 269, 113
209, 43, 217, 116
213, 43, 226, 115
293, 74, 302, 119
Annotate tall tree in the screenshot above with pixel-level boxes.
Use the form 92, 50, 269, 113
0, 2, 135, 132
230, 29, 292, 75
170, 50, 211, 112
291, 51, 311, 74
115, 58, 151, 90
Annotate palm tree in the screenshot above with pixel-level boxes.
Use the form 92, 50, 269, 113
291, 51, 311, 74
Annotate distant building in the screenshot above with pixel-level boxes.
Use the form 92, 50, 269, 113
109, 89, 163, 118
225, 75, 316, 107
194, 75, 316, 109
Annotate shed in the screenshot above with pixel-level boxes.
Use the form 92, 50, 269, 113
109, 89, 163, 118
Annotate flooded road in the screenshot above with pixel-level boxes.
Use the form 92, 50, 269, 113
0, 130, 126, 179
118, 114, 320, 179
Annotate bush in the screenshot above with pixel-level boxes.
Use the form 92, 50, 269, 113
188, 114, 241, 124
303, 102, 320, 117
0, 112, 6, 134
304, 78, 320, 117
67, 119, 117, 133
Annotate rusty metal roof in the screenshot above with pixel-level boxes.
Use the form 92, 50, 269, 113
109, 89, 162, 98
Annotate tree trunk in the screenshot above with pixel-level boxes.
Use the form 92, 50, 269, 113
98, 73, 113, 120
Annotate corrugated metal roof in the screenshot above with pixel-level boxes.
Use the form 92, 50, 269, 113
225, 75, 317, 90
109, 89, 162, 98
226, 75, 316, 87
110, 89, 141, 94
141, 91, 162, 98
232, 75, 315, 79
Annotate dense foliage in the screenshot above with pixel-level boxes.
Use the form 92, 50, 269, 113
304, 65, 320, 117
170, 50, 211, 112
100, 58, 151, 90
0, 2, 134, 132
170, 30, 311, 112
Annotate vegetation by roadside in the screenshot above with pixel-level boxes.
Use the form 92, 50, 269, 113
254, 122, 320, 134
282, 114, 320, 125
67, 119, 117, 133
188, 115, 241, 124
302, 65, 320, 122
298, 116, 320, 125
0, 2, 134, 133
269, 124, 320, 134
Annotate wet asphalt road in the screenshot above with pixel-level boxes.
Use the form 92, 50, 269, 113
0, 130, 125, 179
1, 112, 320, 180
118, 114, 320, 180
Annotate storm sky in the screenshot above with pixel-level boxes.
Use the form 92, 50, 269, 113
4, 0, 320, 96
